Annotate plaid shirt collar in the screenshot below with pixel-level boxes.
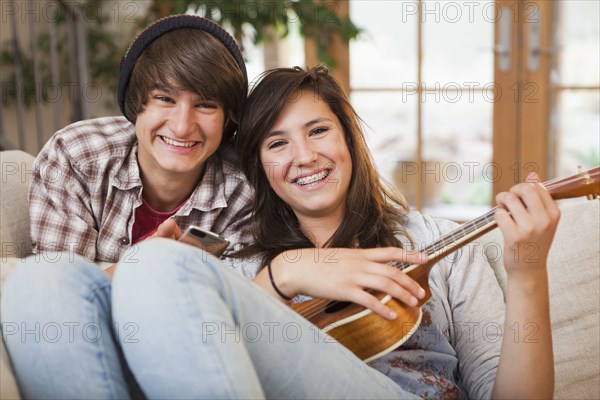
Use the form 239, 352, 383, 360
111, 144, 228, 214
179, 154, 228, 214
113, 141, 142, 191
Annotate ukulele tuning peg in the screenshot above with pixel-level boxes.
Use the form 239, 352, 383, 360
578, 165, 599, 200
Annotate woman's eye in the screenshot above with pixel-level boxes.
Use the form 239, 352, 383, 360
197, 102, 217, 109
267, 140, 286, 150
310, 127, 328, 136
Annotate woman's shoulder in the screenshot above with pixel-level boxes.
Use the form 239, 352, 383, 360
402, 209, 460, 247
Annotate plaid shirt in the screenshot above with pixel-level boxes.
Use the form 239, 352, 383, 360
29, 116, 255, 266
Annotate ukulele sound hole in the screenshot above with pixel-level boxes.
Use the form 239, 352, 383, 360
324, 301, 351, 314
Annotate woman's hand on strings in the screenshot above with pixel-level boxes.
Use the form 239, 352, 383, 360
267, 247, 428, 320
494, 172, 560, 280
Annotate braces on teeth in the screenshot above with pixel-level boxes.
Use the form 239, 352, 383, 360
296, 170, 329, 185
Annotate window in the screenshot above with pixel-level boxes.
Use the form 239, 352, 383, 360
349, 0, 599, 221
350, 0, 494, 220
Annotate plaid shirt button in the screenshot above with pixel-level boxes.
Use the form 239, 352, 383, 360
119, 237, 130, 245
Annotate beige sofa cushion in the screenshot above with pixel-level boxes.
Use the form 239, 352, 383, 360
483, 200, 600, 399
0, 150, 32, 400
1, 150, 34, 259
1, 258, 23, 400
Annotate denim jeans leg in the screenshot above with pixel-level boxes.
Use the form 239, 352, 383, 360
1, 254, 131, 399
113, 239, 419, 399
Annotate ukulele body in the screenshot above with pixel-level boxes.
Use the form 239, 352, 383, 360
292, 294, 422, 362
291, 260, 435, 362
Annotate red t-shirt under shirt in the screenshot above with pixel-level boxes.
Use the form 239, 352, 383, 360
131, 199, 185, 244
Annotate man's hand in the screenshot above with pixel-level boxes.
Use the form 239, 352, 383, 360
105, 263, 117, 278
154, 219, 182, 240
105, 219, 182, 278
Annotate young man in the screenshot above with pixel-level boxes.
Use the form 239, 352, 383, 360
28, 15, 252, 266
2, 15, 253, 398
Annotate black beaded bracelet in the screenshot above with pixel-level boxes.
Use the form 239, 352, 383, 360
266, 257, 293, 301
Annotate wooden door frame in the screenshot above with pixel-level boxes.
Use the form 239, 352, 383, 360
493, 0, 553, 197
304, 1, 350, 95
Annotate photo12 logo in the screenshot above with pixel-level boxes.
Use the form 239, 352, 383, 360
1, 1, 142, 24
400, 1, 540, 24
1, 321, 139, 344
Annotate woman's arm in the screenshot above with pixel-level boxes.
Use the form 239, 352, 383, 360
492, 174, 560, 399
253, 247, 428, 320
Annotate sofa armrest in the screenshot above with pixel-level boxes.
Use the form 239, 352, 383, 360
482, 199, 600, 399
1, 150, 35, 259
0, 150, 33, 400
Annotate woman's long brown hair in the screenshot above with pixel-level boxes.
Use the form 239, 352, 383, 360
235, 66, 410, 265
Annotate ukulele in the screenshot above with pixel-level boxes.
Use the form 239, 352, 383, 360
291, 167, 600, 362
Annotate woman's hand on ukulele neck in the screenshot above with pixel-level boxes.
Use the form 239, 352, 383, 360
494, 172, 560, 284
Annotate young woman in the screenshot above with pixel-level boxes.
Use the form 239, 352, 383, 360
233, 66, 559, 399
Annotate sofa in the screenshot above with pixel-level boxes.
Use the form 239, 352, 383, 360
1, 149, 599, 399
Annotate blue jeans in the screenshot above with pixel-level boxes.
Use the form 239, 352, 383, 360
1, 239, 418, 399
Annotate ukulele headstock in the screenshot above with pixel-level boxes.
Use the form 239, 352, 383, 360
577, 166, 599, 200
545, 166, 600, 200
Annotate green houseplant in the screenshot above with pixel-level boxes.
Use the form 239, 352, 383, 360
1, 0, 360, 109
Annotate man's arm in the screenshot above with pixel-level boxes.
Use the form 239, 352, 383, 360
29, 139, 100, 261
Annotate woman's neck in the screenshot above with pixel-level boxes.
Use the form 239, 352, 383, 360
297, 212, 344, 248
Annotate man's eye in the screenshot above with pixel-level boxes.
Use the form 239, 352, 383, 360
197, 102, 217, 109
155, 96, 174, 103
